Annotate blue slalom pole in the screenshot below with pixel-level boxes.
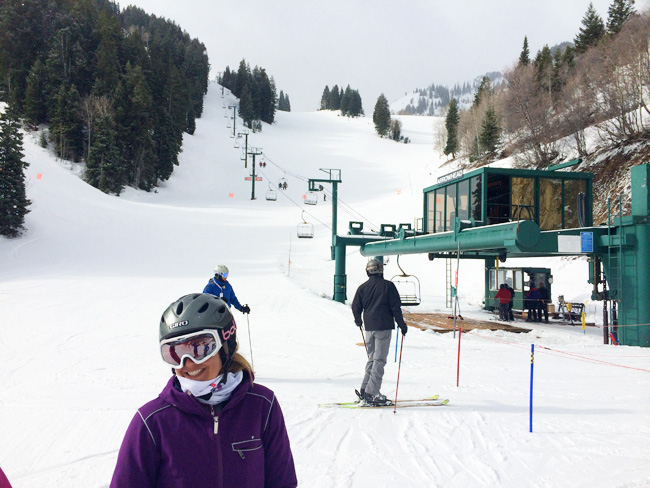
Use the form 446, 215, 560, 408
394, 327, 399, 362
529, 344, 535, 433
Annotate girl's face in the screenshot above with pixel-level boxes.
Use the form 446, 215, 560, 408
175, 353, 223, 381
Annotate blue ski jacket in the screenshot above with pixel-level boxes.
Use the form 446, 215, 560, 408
203, 277, 243, 311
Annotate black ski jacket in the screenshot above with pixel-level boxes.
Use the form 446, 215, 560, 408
352, 275, 406, 331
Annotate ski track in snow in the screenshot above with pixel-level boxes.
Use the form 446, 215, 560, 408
1, 82, 650, 487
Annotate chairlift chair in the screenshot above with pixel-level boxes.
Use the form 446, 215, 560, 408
391, 255, 421, 306
266, 185, 277, 201
297, 211, 314, 238
304, 191, 318, 205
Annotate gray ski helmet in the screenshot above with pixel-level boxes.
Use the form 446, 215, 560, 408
366, 259, 383, 275
160, 293, 237, 362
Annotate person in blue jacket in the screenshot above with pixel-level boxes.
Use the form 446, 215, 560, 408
203, 265, 250, 315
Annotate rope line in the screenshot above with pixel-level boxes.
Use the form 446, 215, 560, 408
466, 331, 650, 372
536, 345, 650, 372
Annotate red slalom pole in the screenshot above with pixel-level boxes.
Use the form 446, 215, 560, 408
394, 332, 405, 414
456, 327, 462, 387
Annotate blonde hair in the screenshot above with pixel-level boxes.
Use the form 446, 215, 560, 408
225, 342, 254, 383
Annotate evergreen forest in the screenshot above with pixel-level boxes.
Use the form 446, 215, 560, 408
218, 60, 280, 130
320, 84, 364, 117
0, 0, 210, 195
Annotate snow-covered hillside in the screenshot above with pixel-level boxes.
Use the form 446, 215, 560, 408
390, 72, 505, 116
1, 82, 649, 488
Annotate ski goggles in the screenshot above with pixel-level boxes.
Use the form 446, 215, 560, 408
160, 330, 223, 368
220, 272, 229, 279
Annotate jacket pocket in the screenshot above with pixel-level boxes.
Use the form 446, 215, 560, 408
231, 438, 262, 459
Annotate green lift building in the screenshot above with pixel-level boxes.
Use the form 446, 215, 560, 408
332, 163, 650, 347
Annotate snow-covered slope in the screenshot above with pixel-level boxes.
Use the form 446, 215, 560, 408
390, 72, 505, 116
1, 82, 649, 488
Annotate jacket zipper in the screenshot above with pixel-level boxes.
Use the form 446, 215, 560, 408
210, 405, 219, 434
209, 405, 223, 488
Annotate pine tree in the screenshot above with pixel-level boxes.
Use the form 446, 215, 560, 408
563, 45, 576, 69
534, 45, 553, 95
235, 59, 250, 98
24, 58, 49, 125
473, 76, 492, 108
0, 105, 31, 237
239, 84, 254, 128
607, 0, 635, 35
349, 89, 363, 117
329, 85, 340, 110
115, 63, 155, 189
479, 106, 500, 155
551, 47, 565, 95
93, 9, 121, 97
340, 85, 351, 116
255, 67, 275, 124
444, 98, 459, 158
86, 108, 123, 194
320, 86, 330, 110
49, 83, 83, 161
277, 91, 291, 112
278, 91, 286, 111
519, 36, 530, 67
574, 3, 606, 53
373, 93, 391, 137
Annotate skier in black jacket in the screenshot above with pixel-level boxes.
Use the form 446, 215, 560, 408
352, 259, 408, 406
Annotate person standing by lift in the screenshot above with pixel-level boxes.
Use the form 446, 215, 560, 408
526, 282, 541, 322
203, 265, 251, 315
504, 282, 515, 321
537, 282, 550, 323
352, 259, 408, 406
495, 284, 512, 321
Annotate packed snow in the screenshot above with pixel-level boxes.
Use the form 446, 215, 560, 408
1, 82, 649, 488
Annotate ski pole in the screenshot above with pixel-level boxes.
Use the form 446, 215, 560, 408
360, 326, 368, 357
456, 327, 462, 387
394, 332, 405, 414
394, 327, 399, 362
246, 314, 254, 371
529, 344, 534, 433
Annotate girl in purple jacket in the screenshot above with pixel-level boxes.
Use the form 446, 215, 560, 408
110, 293, 297, 488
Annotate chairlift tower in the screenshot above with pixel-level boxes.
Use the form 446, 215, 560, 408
247, 147, 263, 200
308, 169, 342, 260
227, 105, 237, 137
237, 131, 249, 168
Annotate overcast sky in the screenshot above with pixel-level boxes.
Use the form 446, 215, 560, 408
123, 0, 647, 112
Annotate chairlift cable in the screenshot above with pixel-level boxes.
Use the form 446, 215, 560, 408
255, 167, 331, 229
258, 153, 382, 232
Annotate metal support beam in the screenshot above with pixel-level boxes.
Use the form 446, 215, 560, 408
361, 220, 540, 257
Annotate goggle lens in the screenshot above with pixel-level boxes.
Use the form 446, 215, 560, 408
221, 272, 229, 278
160, 331, 222, 367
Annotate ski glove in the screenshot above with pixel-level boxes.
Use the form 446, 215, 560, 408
399, 324, 408, 336
241, 304, 251, 314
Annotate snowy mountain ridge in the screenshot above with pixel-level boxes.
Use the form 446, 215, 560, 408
390, 71, 505, 116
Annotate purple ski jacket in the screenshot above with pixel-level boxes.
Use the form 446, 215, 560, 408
110, 373, 297, 488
